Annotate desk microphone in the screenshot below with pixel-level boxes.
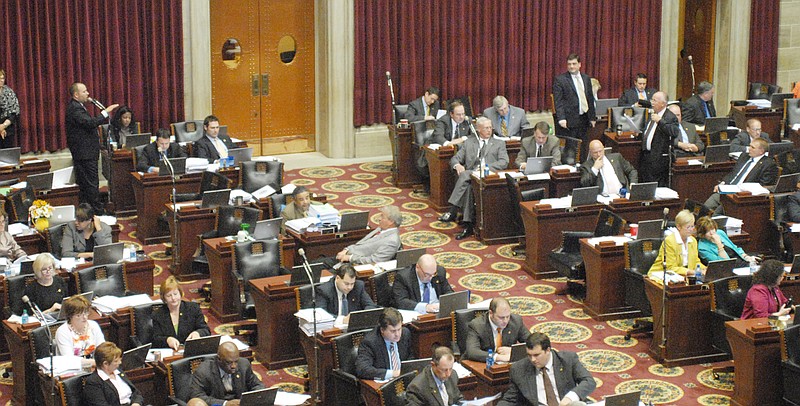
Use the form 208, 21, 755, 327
467, 116, 478, 138
21, 295, 44, 321
661, 207, 670, 231
688, 55, 695, 74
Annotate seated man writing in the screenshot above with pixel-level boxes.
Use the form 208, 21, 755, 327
464, 297, 530, 363
393, 254, 453, 314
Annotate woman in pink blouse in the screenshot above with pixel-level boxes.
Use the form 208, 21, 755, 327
741, 259, 794, 319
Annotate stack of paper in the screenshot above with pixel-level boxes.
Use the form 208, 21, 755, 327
275, 391, 312, 405
468, 299, 492, 310
285, 217, 319, 233
93, 294, 160, 314
309, 203, 340, 225
185, 157, 209, 172
746, 99, 772, 108
295, 308, 336, 336
539, 196, 572, 209
648, 271, 685, 285
228, 189, 255, 204
220, 334, 250, 351
37, 355, 83, 375
250, 184, 276, 199
738, 183, 770, 196
655, 187, 679, 200
461, 393, 502, 405
281, 184, 297, 195
551, 164, 577, 172
7, 222, 30, 236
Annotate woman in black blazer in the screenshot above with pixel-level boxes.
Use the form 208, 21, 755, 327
153, 276, 211, 350
82, 342, 144, 406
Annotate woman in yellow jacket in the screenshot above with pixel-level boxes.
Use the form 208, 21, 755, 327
648, 209, 706, 278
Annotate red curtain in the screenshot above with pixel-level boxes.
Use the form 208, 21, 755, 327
354, 0, 662, 127
0, 0, 184, 153
748, 0, 780, 85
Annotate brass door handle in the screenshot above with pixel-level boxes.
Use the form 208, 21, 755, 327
251, 74, 260, 97
261, 73, 269, 96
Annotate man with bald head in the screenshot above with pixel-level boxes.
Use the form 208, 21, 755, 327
188, 342, 265, 405
464, 298, 530, 362
639, 91, 679, 186
580, 140, 637, 195
393, 254, 454, 313
668, 104, 704, 157
729, 118, 771, 154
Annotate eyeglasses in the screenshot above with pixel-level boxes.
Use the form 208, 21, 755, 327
40, 266, 55, 274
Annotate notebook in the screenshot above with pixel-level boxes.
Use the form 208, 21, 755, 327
227, 147, 253, 166
767, 173, 799, 193
395, 248, 426, 269
595, 98, 619, 118
523, 157, 553, 175
628, 182, 658, 201
50, 205, 75, 227
604, 391, 641, 406
0, 147, 21, 165
287, 263, 325, 286
703, 117, 729, 134
771, 92, 794, 109
437, 290, 470, 319
571, 186, 599, 207
93, 242, 125, 266
52, 166, 74, 188
123, 133, 152, 149
636, 219, 664, 240
197, 189, 231, 209
240, 388, 278, 406
704, 144, 732, 164
347, 307, 384, 332
704, 259, 737, 283
400, 358, 432, 375
509, 343, 527, 362
26, 172, 53, 191
56, 291, 95, 320
252, 218, 281, 240
183, 334, 222, 357
121, 343, 151, 371
158, 157, 187, 176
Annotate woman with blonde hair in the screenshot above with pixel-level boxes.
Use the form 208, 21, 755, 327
23, 253, 67, 313
648, 209, 705, 278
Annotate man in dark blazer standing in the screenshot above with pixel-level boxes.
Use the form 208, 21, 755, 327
431, 101, 470, 146
315, 263, 377, 320
137, 128, 187, 173
580, 140, 638, 195
640, 91, 679, 186
406, 346, 465, 406
464, 298, 530, 363
682, 81, 717, 125
404, 87, 440, 122
438, 116, 509, 239
194, 114, 236, 163
393, 254, 453, 313
553, 53, 596, 160
498, 332, 595, 406
65, 82, 119, 214
188, 342, 265, 405
617, 73, 656, 107
355, 308, 413, 380
516, 121, 562, 169
704, 137, 778, 214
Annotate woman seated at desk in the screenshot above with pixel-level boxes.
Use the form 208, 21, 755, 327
152, 276, 210, 350
23, 253, 67, 313
648, 209, 706, 278
0, 212, 25, 261
695, 216, 758, 268
82, 342, 144, 406
742, 259, 794, 319
55, 295, 105, 367
106, 105, 137, 147
62, 203, 112, 259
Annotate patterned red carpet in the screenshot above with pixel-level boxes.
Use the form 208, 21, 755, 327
0, 160, 734, 405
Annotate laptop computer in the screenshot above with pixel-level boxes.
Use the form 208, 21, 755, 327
252, 218, 281, 240
704, 144, 732, 164
769, 141, 795, 157
123, 133, 152, 149
704, 117, 730, 134
0, 147, 20, 165
52, 166, 74, 188
768, 173, 799, 193
400, 358, 432, 375
219, 125, 228, 137
50, 205, 75, 226
595, 98, 619, 118
339, 211, 370, 232
287, 262, 325, 286
437, 290, 470, 319
520, 127, 535, 139
604, 391, 641, 406
19, 260, 34, 275
509, 342, 527, 362
121, 343, 151, 371
197, 189, 231, 209
26, 172, 53, 191
227, 147, 253, 166
628, 182, 658, 201
395, 247, 426, 269
56, 291, 95, 320
183, 334, 222, 357
571, 186, 599, 207
347, 307, 385, 332
790, 254, 800, 274
92, 242, 125, 265
158, 157, 187, 176
636, 219, 664, 240
772, 92, 794, 109
704, 259, 738, 282
523, 157, 553, 175
240, 388, 278, 406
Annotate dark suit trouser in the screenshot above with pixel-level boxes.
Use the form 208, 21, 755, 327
448, 170, 475, 222
556, 114, 590, 160
74, 157, 102, 212
640, 150, 669, 187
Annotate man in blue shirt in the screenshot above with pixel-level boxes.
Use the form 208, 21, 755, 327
355, 308, 412, 380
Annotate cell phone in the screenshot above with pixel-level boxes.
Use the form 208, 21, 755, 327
786, 297, 794, 309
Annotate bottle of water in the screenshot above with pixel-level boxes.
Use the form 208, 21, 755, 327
21, 309, 28, 324
695, 264, 703, 285
486, 348, 494, 369
750, 260, 758, 275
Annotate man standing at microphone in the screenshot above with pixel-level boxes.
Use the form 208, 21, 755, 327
66, 82, 118, 214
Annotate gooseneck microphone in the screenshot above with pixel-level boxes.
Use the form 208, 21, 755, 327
87, 97, 106, 110
660, 207, 670, 231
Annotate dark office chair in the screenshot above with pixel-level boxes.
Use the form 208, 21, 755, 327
368, 269, 398, 308
549, 210, 626, 296
708, 274, 753, 378
173, 170, 233, 203
240, 160, 283, 194
232, 239, 286, 318
393, 104, 409, 124
781, 323, 800, 405
411, 120, 435, 183
7, 185, 34, 223
170, 120, 205, 143
558, 136, 583, 166
609, 106, 647, 133
132, 144, 148, 173
622, 238, 663, 340
30, 321, 65, 360
165, 354, 216, 406
505, 173, 545, 256
331, 328, 372, 405
378, 370, 417, 406
769, 192, 796, 262
451, 308, 488, 359
191, 205, 262, 275
785, 98, 800, 138
75, 264, 130, 297
129, 303, 156, 348
43, 223, 65, 260
266, 193, 287, 219
57, 372, 91, 406
3, 274, 36, 318
776, 149, 800, 176
443, 96, 474, 118
748, 82, 781, 100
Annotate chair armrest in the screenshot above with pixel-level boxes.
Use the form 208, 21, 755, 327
173, 193, 199, 203
331, 368, 359, 385
167, 395, 187, 406
200, 230, 218, 240
783, 359, 800, 373
129, 336, 143, 348
562, 231, 595, 240
450, 341, 461, 359
711, 309, 739, 322
279, 266, 291, 276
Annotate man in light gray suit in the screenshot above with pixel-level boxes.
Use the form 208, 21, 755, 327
516, 121, 562, 169
438, 117, 508, 239
335, 205, 402, 264
483, 95, 530, 138
497, 332, 595, 406
667, 104, 705, 158
580, 140, 637, 196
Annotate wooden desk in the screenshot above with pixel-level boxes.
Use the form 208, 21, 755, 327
725, 318, 784, 406
287, 228, 372, 265
0, 158, 50, 182
472, 173, 549, 245
101, 148, 137, 215
204, 236, 295, 323
249, 274, 309, 370
360, 372, 478, 406
602, 131, 641, 171
730, 105, 783, 142
389, 125, 423, 188
520, 201, 604, 278
425, 146, 457, 211
461, 359, 511, 399
33, 185, 80, 209
165, 203, 216, 281
671, 158, 736, 203
721, 192, 771, 253
549, 170, 581, 198
580, 239, 640, 321
608, 198, 682, 224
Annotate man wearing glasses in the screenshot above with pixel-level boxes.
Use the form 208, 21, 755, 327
393, 254, 453, 314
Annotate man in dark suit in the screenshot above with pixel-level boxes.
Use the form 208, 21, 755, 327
668, 104, 705, 157
483, 95, 530, 138
393, 254, 453, 313
640, 91, 679, 186
438, 117, 509, 239
188, 342, 265, 405
194, 115, 236, 163
316, 263, 377, 320
786, 190, 800, 222
431, 101, 470, 146
137, 128, 187, 173
682, 81, 717, 125
406, 346, 464, 406
580, 140, 637, 195
553, 53, 596, 159
355, 308, 413, 380
704, 137, 778, 214
65, 82, 119, 214
404, 87, 440, 122
464, 298, 530, 363
497, 332, 595, 406
617, 73, 656, 107
729, 118, 771, 154
516, 121, 562, 169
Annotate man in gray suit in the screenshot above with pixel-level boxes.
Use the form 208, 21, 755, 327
516, 121, 562, 169
668, 104, 704, 157
464, 298, 530, 362
404, 87, 440, 122
580, 140, 637, 196
406, 346, 465, 406
729, 118, 771, 154
498, 332, 595, 406
335, 205, 402, 264
431, 101, 470, 146
437, 117, 509, 239
483, 95, 530, 138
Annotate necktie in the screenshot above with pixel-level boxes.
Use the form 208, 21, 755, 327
639, 90, 646, 100
422, 283, 430, 303
340, 293, 349, 316
703, 101, 711, 118
644, 120, 656, 151
439, 380, 449, 405
213, 137, 228, 159
426, 105, 430, 117
542, 367, 558, 406
575, 75, 589, 114
223, 373, 234, 393
731, 158, 754, 185
679, 126, 689, 143
495, 327, 502, 349
536, 144, 542, 158
390, 343, 401, 371
501, 117, 508, 136
478, 140, 486, 159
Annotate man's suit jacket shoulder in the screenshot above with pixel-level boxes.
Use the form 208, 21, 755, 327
195, 135, 235, 162
355, 327, 413, 379
406, 366, 464, 406
405, 98, 440, 122
393, 265, 452, 310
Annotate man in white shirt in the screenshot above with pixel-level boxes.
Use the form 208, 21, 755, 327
579, 140, 637, 195
704, 137, 778, 214
194, 115, 236, 163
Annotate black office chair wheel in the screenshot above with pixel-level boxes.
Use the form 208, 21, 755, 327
624, 333, 632, 341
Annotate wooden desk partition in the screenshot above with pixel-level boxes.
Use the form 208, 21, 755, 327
249, 275, 309, 370
730, 105, 783, 142
165, 203, 217, 281
608, 198, 682, 225
461, 359, 511, 399
548, 170, 581, 198
671, 158, 735, 203
389, 125, 423, 188
0, 158, 50, 182
360, 372, 478, 406
579, 238, 641, 321
721, 193, 771, 254
425, 146, 457, 211
472, 173, 549, 245
602, 131, 642, 172
101, 148, 137, 215
725, 318, 784, 406
286, 228, 372, 265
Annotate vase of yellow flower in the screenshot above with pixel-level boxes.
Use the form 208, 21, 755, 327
29, 199, 53, 232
